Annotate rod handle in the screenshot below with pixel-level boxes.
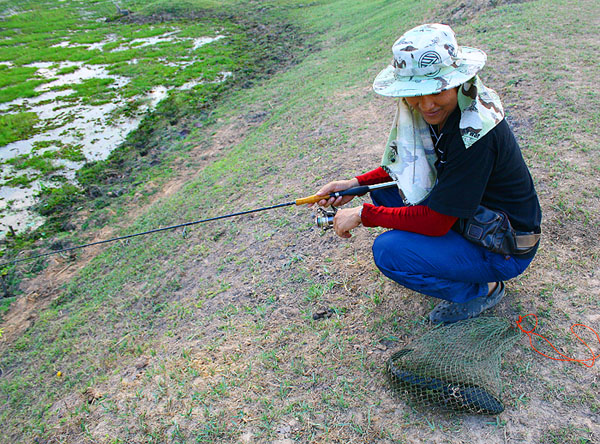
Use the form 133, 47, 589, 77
336, 185, 370, 197
295, 184, 375, 206
295, 194, 329, 205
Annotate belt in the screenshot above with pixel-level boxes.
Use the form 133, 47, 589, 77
515, 233, 541, 249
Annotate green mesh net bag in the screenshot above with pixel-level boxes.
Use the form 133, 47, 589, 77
387, 317, 520, 415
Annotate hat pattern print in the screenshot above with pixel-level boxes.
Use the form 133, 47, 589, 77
373, 24, 487, 97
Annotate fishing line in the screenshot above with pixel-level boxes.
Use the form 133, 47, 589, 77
1, 202, 293, 267
1, 182, 398, 267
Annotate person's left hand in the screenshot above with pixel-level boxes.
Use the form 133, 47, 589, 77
333, 206, 362, 238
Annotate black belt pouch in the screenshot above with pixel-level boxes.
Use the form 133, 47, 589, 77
454, 206, 538, 256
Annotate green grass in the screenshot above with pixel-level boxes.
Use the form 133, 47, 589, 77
1, 0, 599, 442
0, 1, 245, 103
0, 65, 39, 89
35, 184, 83, 217
1, 3, 431, 441
0, 112, 40, 145
0, 0, 255, 203
6, 153, 61, 175
0, 0, 310, 294
541, 424, 594, 444
0, 296, 15, 319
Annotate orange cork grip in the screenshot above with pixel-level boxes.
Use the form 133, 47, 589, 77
295, 194, 330, 206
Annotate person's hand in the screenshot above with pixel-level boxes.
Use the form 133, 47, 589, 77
333, 206, 362, 238
313, 178, 360, 207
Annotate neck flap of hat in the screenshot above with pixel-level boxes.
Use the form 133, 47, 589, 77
380, 76, 504, 205
457, 76, 504, 148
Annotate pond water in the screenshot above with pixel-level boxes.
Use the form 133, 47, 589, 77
0, 29, 231, 238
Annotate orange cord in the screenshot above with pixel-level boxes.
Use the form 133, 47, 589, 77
516, 314, 600, 368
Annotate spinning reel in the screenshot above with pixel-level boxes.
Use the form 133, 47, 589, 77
314, 206, 337, 230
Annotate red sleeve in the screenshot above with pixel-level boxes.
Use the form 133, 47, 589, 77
355, 167, 391, 185
361, 203, 457, 236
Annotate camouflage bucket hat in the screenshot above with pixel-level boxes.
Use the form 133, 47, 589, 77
373, 23, 486, 97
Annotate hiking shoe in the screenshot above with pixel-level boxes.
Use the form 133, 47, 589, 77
428, 282, 505, 324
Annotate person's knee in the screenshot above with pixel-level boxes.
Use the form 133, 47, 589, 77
372, 231, 399, 271
373, 230, 428, 276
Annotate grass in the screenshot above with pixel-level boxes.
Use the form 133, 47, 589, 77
0, 0, 278, 200
0, 112, 40, 145
0, 0, 256, 103
541, 424, 594, 444
0, 0, 310, 292
1, 0, 599, 442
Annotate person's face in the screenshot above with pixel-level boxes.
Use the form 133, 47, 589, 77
404, 87, 458, 128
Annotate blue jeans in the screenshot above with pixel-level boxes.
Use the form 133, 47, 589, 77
370, 187, 534, 303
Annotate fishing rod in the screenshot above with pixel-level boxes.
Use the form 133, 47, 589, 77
1, 182, 398, 267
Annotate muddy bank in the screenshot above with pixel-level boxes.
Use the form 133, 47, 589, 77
0, 2, 310, 296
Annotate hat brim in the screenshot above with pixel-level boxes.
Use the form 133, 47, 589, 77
372, 47, 486, 97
